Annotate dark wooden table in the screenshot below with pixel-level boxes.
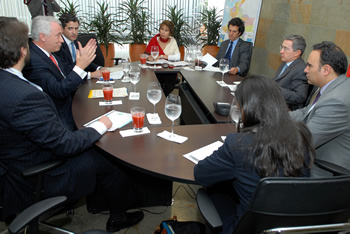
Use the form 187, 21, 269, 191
72, 65, 237, 184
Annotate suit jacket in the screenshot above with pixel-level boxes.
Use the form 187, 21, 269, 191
0, 69, 101, 217
23, 41, 84, 130
290, 74, 350, 172
194, 133, 310, 233
53, 39, 99, 76
215, 38, 253, 77
274, 57, 309, 110
26, 0, 61, 18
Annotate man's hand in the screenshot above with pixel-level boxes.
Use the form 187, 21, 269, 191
229, 67, 239, 75
98, 116, 112, 129
75, 39, 97, 70
90, 67, 108, 78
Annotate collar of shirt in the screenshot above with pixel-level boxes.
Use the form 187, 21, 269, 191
62, 34, 75, 53
320, 78, 336, 95
33, 43, 51, 57
2, 67, 43, 91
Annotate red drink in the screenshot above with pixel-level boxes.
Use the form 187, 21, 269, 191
140, 57, 147, 65
103, 87, 113, 102
132, 112, 145, 129
102, 70, 110, 81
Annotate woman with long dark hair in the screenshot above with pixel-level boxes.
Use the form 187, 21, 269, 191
194, 75, 315, 233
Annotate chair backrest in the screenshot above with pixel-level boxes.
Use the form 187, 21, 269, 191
233, 176, 350, 233
77, 33, 105, 67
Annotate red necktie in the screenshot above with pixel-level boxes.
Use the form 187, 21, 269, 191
43, 0, 49, 16
49, 54, 60, 70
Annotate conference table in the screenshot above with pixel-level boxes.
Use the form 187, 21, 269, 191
72, 64, 241, 185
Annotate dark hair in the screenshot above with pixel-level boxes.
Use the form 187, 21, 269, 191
234, 75, 315, 177
227, 17, 245, 36
284, 34, 306, 56
0, 17, 29, 68
313, 41, 348, 76
159, 20, 175, 36
59, 13, 80, 29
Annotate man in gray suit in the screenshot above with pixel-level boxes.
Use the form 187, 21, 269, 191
215, 17, 252, 77
274, 34, 309, 110
24, 0, 61, 19
290, 41, 350, 176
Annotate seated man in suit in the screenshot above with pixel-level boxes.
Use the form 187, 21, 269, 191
0, 17, 143, 232
54, 13, 106, 78
215, 17, 252, 77
274, 34, 309, 110
290, 41, 350, 177
23, 16, 95, 131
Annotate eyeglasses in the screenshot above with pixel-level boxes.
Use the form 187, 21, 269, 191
280, 46, 291, 51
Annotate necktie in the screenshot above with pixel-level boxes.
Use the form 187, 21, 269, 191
49, 54, 60, 70
312, 89, 321, 105
42, 0, 49, 16
278, 64, 288, 78
224, 41, 233, 62
71, 42, 76, 62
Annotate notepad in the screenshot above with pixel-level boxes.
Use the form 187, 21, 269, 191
84, 110, 132, 131
88, 87, 128, 98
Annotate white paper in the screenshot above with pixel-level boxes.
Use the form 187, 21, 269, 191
216, 80, 227, 86
227, 84, 237, 91
129, 92, 140, 100
146, 113, 162, 124
183, 141, 223, 164
146, 59, 168, 65
233, 81, 241, 85
203, 65, 221, 72
84, 110, 132, 132
99, 100, 122, 106
168, 61, 191, 67
157, 130, 188, 144
200, 53, 218, 66
110, 71, 124, 80
96, 80, 116, 84
119, 127, 151, 137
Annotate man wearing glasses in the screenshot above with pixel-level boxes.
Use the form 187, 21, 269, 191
274, 34, 309, 110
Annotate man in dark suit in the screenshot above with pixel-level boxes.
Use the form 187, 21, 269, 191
54, 13, 106, 78
0, 17, 143, 232
273, 34, 309, 110
23, 16, 96, 131
215, 17, 252, 76
24, 0, 61, 19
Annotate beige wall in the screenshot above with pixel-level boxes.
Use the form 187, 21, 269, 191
249, 0, 350, 78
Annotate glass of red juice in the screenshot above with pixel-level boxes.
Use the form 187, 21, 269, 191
102, 70, 110, 81
103, 83, 113, 104
140, 54, 147, 67
131, 107, 145, 133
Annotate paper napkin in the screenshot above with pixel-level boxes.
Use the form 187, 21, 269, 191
157, 130, 188, 144
99, 100, 122, 106
146, 113, 162, 124
119, 127, 151, 137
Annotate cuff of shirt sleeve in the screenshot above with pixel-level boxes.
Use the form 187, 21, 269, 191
237, 67, 241, 73
87, 121, 107, 135
73, 66, 87, 79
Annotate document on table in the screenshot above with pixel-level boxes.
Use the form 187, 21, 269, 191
200, 53, 217, 66
84, 110, 132, 132
183, 141, 223, 164
88, 87, 128, 98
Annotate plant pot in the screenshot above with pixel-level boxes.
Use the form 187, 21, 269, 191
179, 45, 185, 61
202, 45, 219, 58
100, 43, 115, 67
129, 43, 147, 62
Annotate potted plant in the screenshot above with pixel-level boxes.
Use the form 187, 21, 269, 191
117, 0, 151, 62
84, 2, 121, 67
165, 6, 194, 61
196, 6, 222, 57
58, 0, 80, 16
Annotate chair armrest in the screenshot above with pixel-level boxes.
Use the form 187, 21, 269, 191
196, 188, 223, 229
315, 159, 350, 176
21, 158, 66, 178
8, 196, 67, 234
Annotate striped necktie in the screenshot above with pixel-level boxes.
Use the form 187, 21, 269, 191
71, 42, 76, 62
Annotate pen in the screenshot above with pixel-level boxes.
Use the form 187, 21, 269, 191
99, 78, 114, 81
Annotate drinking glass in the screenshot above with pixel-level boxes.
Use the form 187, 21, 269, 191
147, 82, 162, 118
151, 46, 159, 68
131, 107, 145, 133
140, 54, 148, 67
122, 60, 130, 81
129, 66, 141, 92
219, 58, 229, 83
164, 94, 182, 138
195, 50, 203, 69
185, 50, 193, 68
102, 83, 113, 104
102, 69, 110, 82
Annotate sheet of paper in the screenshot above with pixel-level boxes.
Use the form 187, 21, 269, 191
168, 61, 191, 67
99, 100, 122, 106
84, 110, 132, 132
146, 59, 168, 65
146, 113, 162, 124
200, 53, 217, 66
203, 65, 221, 72
88, 87, 128, 98
183, 141, 223, 164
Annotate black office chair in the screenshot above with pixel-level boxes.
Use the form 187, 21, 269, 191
77, 33, 105, 67
197, 163, 350, 233
0, 158, 75, 234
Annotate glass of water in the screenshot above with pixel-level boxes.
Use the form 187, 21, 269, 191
164, 94, 182, 138
219, 58, 229, 83
147, 82, 162, 118
122, 60, 130, 81
129, 66, 140, 92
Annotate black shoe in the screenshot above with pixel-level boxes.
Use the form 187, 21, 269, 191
106, 210, 144, 232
